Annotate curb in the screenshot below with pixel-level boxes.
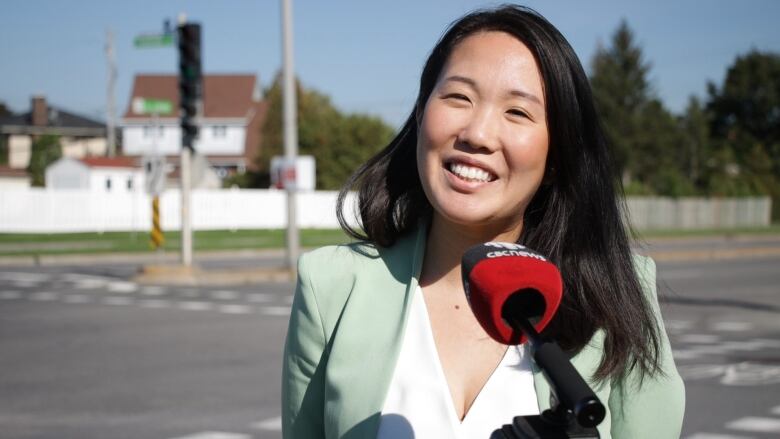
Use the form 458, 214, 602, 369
133, 264, 293, 286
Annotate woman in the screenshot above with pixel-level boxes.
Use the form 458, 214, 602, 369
282, 5, 685, 439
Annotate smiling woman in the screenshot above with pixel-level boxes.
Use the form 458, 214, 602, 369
283, 5, 685, 439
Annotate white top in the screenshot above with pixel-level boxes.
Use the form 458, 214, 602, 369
377, 286, 540, 439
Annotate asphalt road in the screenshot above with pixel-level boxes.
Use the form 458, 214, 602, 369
0, 241, 778, 439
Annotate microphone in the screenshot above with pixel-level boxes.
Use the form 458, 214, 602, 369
461, 242, 605, 431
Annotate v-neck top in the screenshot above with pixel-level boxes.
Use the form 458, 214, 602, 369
376, 285, 540, 439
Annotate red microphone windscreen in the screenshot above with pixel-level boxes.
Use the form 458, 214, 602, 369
462, 243, 563, 345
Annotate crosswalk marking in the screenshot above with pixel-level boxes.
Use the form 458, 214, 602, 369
179, 301, 213, 311
678, 334, 721, 344
771, 405, 780, 415
246, 293, 273, 303
218, 304, 253, 315
107, 281, 138, 293
686, 433, 753, 439
727, 417, 780, 433
252, 416, 282, 431
0, 291, 22, 299
711, 321, 753, 332
141, 285, 167, 296
262, 306, 291, 316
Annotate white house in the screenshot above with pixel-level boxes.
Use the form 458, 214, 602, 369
45, 156, 144, 192
120, 74, 267, 178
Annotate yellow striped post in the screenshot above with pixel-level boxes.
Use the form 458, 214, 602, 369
150, 196, 164, 249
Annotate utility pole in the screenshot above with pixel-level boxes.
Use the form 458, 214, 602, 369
105, 28, 117, 157
282, 0, 299, 273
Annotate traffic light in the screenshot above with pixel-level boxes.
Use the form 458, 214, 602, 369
178, 23, 202, 150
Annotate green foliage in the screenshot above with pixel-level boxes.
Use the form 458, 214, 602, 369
256, 73, 395, 190
26, 135, 61, 186
590, 21, 692, 195
707, 50, 780, 218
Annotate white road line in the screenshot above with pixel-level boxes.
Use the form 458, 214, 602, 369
665, 319, 693, 332
727, 416, 780, 433
218, 304, 254, 315
0, 272, 50, 282
252, 416, 282, 431
139, 299, 171, 308
771, 405, 780, 415
677, 364, 726, 381
711, 321, 753, 332
107, 281, 138, 293
672, 349, 704, 360
0, 291, 22, 300
102, 296, 134, 306
63, 294, 92, 304
211, 290, 240, 300
179, 301, 213, 311
167, 432, 252, 439
141, 286, 167, 296
284, 295, 294, 304
181, 289, 200, 298
686, 433, 754, 439
73, 279, 108, 289
262, 306, 291, 316
29, 292, 58, 301
678, 334, 721, 344
11, 280, 39, 288
246, 293, 273, 303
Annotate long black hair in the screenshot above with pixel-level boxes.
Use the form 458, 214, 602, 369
336, 4, 661, 382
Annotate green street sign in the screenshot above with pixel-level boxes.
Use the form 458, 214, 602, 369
134, 33, 174, 48
132, 98, 174, 115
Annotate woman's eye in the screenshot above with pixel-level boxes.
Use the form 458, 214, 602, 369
507, 108, 529, 118
445, 93, 470, 102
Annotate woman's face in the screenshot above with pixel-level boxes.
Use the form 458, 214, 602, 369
417, 31, 549, 237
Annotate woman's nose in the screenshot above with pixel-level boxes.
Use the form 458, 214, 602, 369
458, 106, 500, 152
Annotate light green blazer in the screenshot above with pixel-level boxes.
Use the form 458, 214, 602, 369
282, 225, 685, 438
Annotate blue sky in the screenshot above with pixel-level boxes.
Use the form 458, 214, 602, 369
1, 0, 778, 128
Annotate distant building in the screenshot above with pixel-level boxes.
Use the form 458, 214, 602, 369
45, 156, 143, 192
0, 96, 107, 170
120, 74, 267, 178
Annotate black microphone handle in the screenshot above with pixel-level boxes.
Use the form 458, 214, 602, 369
502, 311, 605, 428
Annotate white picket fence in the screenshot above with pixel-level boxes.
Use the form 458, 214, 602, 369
0, 188, 771, 233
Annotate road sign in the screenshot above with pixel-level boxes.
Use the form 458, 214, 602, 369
132, 98, 174, 116
134, 33, 174, 48
143, 156, 167, 195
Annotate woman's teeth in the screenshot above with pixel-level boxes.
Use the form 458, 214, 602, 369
449, 163, 493, 182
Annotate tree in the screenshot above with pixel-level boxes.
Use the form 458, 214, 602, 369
255, 73, 394, 190
26, 135, 61, 186
590, 20, 690, 195
707, 50, 780, 218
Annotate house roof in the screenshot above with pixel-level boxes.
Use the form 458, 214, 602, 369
123, 74, 259, 120
0, 106, 106, 136
0, 165, 29, 178
80, 156, 139, 169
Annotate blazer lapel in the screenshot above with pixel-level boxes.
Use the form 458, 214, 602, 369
327, 225, 428, 439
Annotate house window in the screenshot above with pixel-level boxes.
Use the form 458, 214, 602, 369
106, 178, 112, 191
213, 125, 227, 138
143, 125, 164, 138
127, 178, 133, 190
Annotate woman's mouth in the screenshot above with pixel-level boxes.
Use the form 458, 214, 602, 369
447, 162, 497, 183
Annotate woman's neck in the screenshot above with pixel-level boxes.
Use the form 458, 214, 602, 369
419, 215, 522, 290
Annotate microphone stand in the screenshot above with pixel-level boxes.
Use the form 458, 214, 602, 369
491, 295, 605, 439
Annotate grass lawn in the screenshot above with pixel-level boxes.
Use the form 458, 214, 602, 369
0, 229, 353, 256
0, 224, 778, 257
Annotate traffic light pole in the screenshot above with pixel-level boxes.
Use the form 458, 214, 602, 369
178, 21, 201, 268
